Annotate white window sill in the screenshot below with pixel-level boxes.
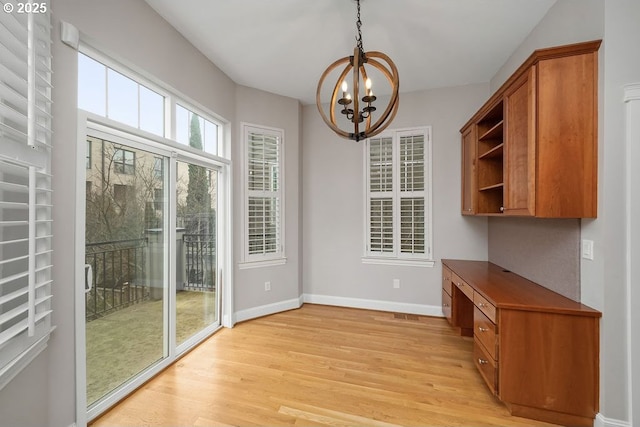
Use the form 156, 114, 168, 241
0, 328, 54, 392
361, 257, 435, 267
238, 257, 287, 270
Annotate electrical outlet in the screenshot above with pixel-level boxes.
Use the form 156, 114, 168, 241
581, 239, 594, 260
264, 281, 271, 291
393, 279, 400, 289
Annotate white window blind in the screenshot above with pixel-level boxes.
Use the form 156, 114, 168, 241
243, 125, 284, 264
0, 1, 54, 390
365, 128, 432, 263
369, 137, 393, 253
399, 134, 426, 255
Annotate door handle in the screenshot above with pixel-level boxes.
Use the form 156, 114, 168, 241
85, 264, 93, 294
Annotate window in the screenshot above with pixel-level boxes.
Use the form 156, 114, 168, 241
86, 140, 92, 169
113, 149, 135, 175
241, 124, 284, 267
364, 127, 433, 266
78, 53, 165, 137
176, 104, 220, 156
153, 157, 163, 179
0, 4, 54, 390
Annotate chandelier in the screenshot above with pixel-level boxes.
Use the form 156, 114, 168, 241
316, 0, 400, 142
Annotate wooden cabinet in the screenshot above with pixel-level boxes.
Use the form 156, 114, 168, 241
441, 265, 453, 324
442, 259, 601, 427
460, 40, 600, 218
441, 265, 473, 336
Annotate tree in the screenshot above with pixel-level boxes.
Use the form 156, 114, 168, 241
185, 114, 211, 222
183, 114, 215, 287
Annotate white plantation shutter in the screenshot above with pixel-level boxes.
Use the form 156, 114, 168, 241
365, 128, 431, 261
368, 137, 393, 253
0, 1, 54, 390
399, 134, 426, 255
244, 126, 284, 261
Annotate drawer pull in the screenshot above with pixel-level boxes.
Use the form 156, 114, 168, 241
478, 358, 488, 365
443, 303, 449, 307
478, 303, 487, 308
458, 282, 463, 287
478, 326, 488, 332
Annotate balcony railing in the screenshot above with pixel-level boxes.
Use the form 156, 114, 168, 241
85, 238, 148, 321
182, 233, 215, 291
85, 233, 216, 321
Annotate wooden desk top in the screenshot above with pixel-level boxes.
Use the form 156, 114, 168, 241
442, 259, 601, 317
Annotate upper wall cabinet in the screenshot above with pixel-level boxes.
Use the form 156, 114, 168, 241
460, 40, 601, 218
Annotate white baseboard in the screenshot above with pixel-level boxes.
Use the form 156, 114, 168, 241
234, 296, 304, 324
595, 413, 631, 427
232, 294, 443, 325
302, 293, 444, 317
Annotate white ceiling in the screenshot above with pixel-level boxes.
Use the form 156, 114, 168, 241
144, 0, 557, 106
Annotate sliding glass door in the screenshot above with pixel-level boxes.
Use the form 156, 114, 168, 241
84, 135, 170, 408
79, 125, 224, 419
175, 160, 219, 348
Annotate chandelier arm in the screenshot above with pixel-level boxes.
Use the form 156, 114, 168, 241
316, 56, 353, 139
362, 96, 400, 139
359, 64, 372, 130
330, 63, 355, 126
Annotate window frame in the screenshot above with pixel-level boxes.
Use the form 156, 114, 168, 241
239, 123, 286, 269
362, 126, 434, 267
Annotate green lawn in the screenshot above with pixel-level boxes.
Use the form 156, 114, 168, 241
86, 290, 216, 406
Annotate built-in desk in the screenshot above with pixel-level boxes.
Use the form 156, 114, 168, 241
442, 259, 601, 427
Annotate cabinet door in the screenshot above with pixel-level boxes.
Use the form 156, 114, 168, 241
461, 125, 476, 215
504, 67, 536, 215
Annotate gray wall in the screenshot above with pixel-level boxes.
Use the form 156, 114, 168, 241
595, 0, 640, 422
302, 84, 489, 311
234, 85, 302, 316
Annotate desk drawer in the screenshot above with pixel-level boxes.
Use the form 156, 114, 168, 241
453, 273, 474, 300
442, 266, 452, 295
474, 306, 497, 360
474, 292, 496, 323
474, 340, 498, 396
442, 288, 452, 325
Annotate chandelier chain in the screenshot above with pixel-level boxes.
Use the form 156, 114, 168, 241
356, 0, 364, 54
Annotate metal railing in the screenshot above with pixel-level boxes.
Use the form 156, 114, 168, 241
85, 238, 149, 321
183, 233, 216, 291
85, 233, 216, 321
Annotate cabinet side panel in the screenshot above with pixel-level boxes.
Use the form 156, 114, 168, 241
499, 310, 598, 418
461, 126, 477, 215
536, 53, 597, 217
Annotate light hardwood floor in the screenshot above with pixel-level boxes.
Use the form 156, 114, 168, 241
91, 304, 559, 427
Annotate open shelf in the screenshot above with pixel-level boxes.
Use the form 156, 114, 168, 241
478, 143, 504, 160
478, 120, 504, 141
479, 182, 504, 192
